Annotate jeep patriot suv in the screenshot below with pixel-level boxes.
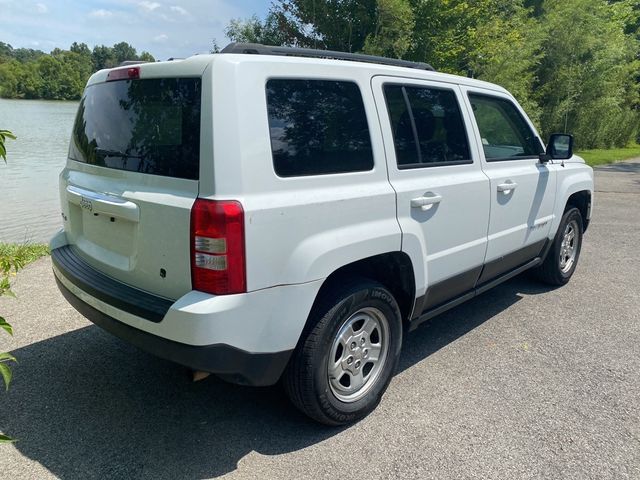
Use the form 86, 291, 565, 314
51, 43, 594, 425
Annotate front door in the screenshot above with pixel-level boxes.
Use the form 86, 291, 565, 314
461, 88, 557, 283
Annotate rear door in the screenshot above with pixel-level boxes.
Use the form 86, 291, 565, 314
372, 76, 490, 313
461, 88, 557, 283
60, 66, 206, 300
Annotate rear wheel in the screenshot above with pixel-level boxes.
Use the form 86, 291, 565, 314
534, 207, 583, 286
283, 279, 402, 425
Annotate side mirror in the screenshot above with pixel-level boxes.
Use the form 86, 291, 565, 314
543, 133, 574, 162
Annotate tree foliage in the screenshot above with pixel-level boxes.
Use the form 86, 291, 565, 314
225, 0, 640, 148
363, 0, 415, 58
224, 14, 292, 46
536, 0, 640, 147
0, 41, 155, 101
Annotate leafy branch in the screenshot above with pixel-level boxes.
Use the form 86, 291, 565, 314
0, 129, 18, 444
0, 130, 16, 162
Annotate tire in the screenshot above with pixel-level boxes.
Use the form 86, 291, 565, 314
533, 207, 583, 286
283, 278, 403, 425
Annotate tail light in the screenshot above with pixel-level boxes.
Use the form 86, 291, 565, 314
190, 199, 246, 295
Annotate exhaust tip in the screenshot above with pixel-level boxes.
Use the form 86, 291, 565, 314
191, 370, 211, 382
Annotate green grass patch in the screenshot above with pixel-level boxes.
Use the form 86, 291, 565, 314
0, 243, 50, 266
577, 144, 640, 167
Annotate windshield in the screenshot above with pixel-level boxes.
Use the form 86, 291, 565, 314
70, 77, 201, 180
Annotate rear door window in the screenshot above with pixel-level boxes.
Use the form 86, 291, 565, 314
70, 78, 201, 180
384, 84, 471, 168
266, 79, 374, 177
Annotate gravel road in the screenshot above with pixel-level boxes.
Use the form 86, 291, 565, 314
0, 160, 639, 479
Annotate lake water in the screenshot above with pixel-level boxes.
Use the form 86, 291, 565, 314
0, 98, 79, 243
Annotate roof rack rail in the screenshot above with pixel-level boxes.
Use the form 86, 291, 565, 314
220, 42, 435, 72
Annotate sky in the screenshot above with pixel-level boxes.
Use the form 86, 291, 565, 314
0, 0, 270, 60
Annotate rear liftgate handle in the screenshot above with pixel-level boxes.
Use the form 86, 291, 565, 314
66, 185, 140, 222
411, 192, 442, 211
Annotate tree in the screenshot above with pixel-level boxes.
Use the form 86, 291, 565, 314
11, 47, 45, 63
139, 51, 156, 63
227, 0, 640, 148
362, 0, 415, 59
466, 2, 544, 121
271, 0, 379, 51
91, 45, 117, 71
0, 61, 20, 97
536, 0, 640, 147
36, 55, 73, 100
112, 41, 137, 64
0, 42, 12, 61
0, 41, 157, 100
224, 13, 292, 45
70, 41, 91, 58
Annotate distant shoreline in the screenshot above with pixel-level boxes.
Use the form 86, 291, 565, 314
0, 97, 79, 103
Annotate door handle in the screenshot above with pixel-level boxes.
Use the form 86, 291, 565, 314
411, 193, 442, 211
497, 181, 518, 193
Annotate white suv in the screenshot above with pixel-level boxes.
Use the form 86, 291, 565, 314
51, 43, 594, 425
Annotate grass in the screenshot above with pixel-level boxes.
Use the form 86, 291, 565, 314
0, 243, 50, 266
577, 144, 640, 167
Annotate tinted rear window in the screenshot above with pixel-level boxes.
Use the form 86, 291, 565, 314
266, 79, 374, 177
384, 84, 471, 168
70, 78, 201, 180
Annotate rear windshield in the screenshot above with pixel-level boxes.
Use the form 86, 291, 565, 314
70, 78, 201, 180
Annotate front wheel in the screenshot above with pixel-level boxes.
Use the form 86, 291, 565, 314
283, 279, 402, 425
534, 207, 584, 286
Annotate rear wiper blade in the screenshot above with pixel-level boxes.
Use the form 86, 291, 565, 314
95, 148, 141, 158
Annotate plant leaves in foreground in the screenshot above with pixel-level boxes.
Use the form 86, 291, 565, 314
0, 316, 13, 336
0, 361, 14, 390
0, 433, 16, 444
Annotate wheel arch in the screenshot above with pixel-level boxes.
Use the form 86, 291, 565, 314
550, 165, 593, 237
565, 190, 591, 232
307, 252, 417, 329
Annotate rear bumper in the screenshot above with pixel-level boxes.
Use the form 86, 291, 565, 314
52, 245, 172, 322
51, 243, 322, 386
55, 276, 291, 386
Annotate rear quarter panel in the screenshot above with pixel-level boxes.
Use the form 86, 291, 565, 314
206, 56, 401, 291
